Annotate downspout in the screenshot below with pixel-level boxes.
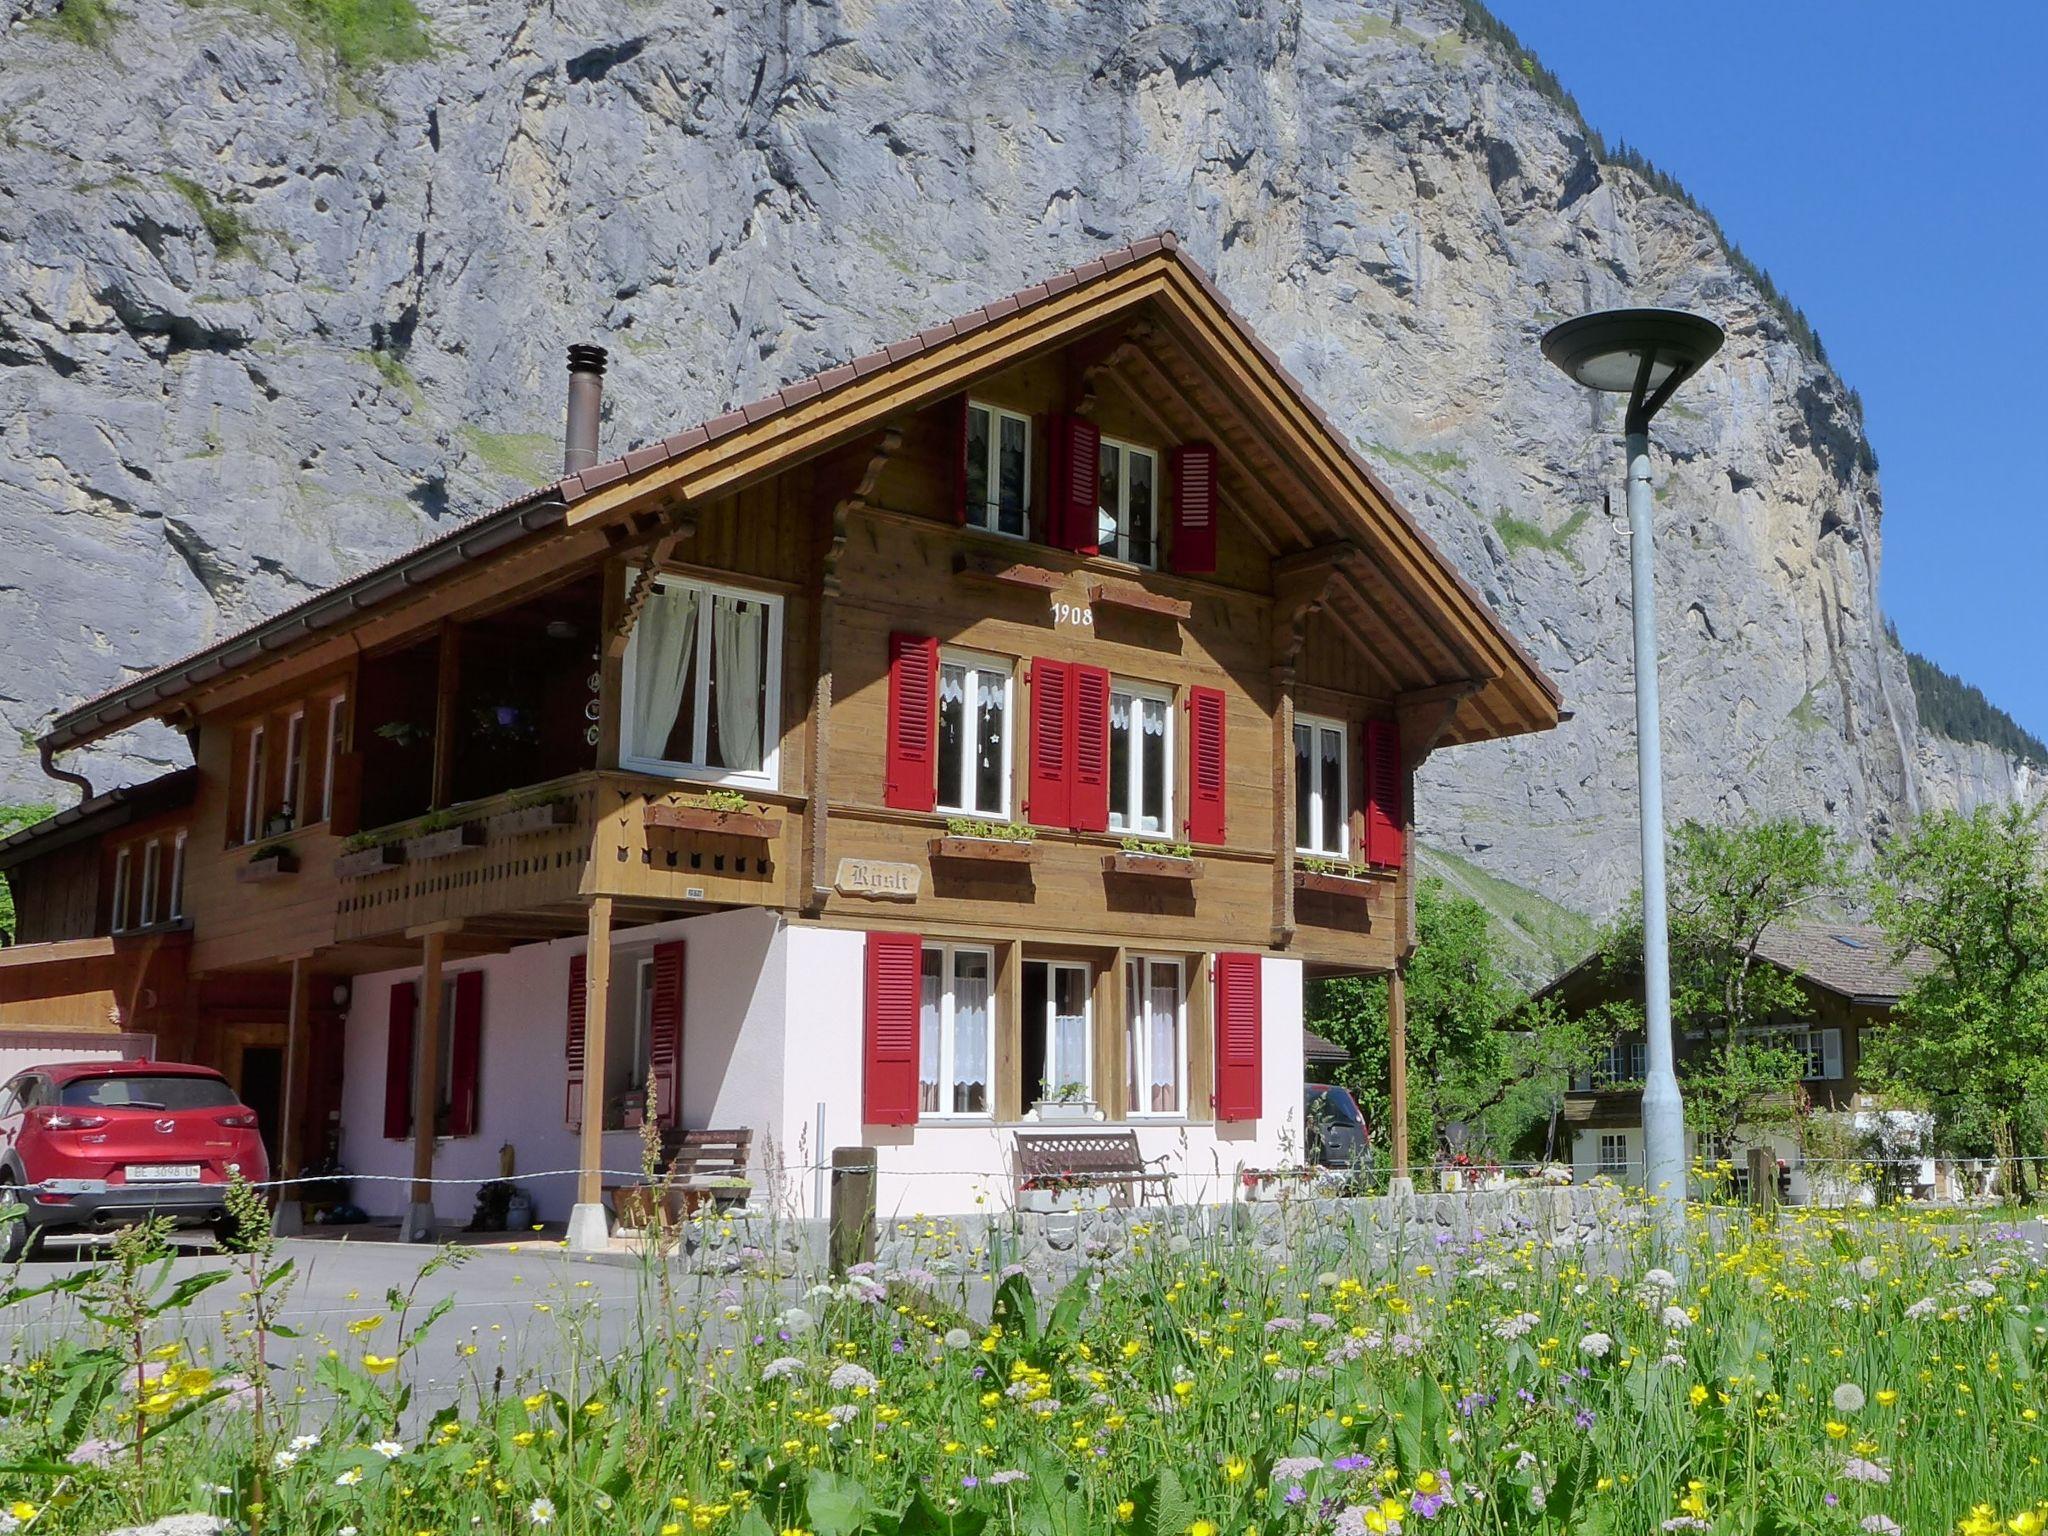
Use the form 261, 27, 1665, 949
39, 740, 93, 804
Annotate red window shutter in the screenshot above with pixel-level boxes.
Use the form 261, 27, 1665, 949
1186, 686, 1228, 844
864, 931, 922, 1126
1070, 664, 1112, 833
951, 395, 971, 525
1047, 413, 1101, 554
383, 981, 416, 1140
564, 953, 587, 1131
1364, 718, 1405, 868
649, 940, 685, 1129
884, 633, 940, 811
1169, 442, 1218, 574
446, 970, 485, 1138
1027, 659, 1072, 830
1213, 952, 1263, 1122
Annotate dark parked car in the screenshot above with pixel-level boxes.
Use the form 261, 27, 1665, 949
0, 1060, 269, 1259
1305, 1082, 1369, 1168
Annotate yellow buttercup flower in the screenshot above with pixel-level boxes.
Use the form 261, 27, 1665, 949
363, 1355, 398, 1376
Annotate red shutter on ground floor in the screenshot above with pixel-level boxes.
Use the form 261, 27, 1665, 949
1169, 442, 1218, 574
564, 953, 587, 1131
650, 939, 685, 1129
446, 970, 484, 1138
383, 981, 416, 1141
1070, 664, 1112, 833
1047, 413, 1101, 554
1213, 952, 1263, 1122
864, 930, 922, 1126
1027, 658, 1073, 830
1186, 686, 1228, 844
885, 632, 940, 811
1364, 718, 1405, 868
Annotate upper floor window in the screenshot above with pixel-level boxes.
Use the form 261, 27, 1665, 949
919, 942, 993, 1119
320, 695, 346, 823
110, 846, 133, 933
965, 403, 1030, 538
1294, 715, 1349, 857
1096, 437, 1159, 567
138, 841, 162, 927
622, 575, 784, 787
1109, 680, 1172, 836
281, 710, 307, 831
937, 651, 1011, 818
240, 724, 267, 845
168, 832, 187, 922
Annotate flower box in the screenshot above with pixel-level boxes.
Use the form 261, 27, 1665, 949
1030, 1099, 1100, 1125
644, 804, 782, 839
1293, 869, 1382, 900
1103, 851, 1201, 881
333, 844, 406, 879
929, 836, 1040, 865
610, 1182, 751, 1229
406, 824, 486, 861
236, 850, 298, 884
487, 801, 576, 839
1018, 1184, 1111, 1214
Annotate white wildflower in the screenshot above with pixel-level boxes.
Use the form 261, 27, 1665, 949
272, 1449, 300, 1472
370, 1440, 404, 1460
1832, 1382, 1867, 1413
828, 1362, 879, 1393
335, 1468, 365, 1487
1861, 1517, 1903, 1535
1577, 1332, 1612, 1359
1841, 1458, 1890, 1486
1660, 1305, 1693, 1331
1489, 1311, 1541, 1341
943, 1327, 973, 1350
759, 1356, 807, 1382
527, 1497, 557, 1526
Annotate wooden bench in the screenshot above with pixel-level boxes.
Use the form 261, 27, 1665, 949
1013, 1130, 1173, 1207
603, 1128, 754, 1225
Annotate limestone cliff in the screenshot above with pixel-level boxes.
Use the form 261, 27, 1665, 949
0, 0, 2023, 914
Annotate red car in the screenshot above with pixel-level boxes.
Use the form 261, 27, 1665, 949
0, 1060, 269, 1259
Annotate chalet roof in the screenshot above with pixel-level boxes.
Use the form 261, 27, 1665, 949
0, 768, 196, 873
1538, 916, 1935, 1009
41, 232, 1560, 762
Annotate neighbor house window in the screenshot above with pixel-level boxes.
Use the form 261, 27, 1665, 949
1109, 680, 1172, 836
965, 402, 1030, 538
918, 943, 993, 1118
1786, 1027, 1843, 1081
240, 724, 266, 844
138, 841, 161, 927
1124, 955, 1186, 1116
282, 710, 307, 830
1096, 437, 1159, 567
110, 847, 133, 933
1597, 1132, 1629, 1179
937, 652, 1012, 817
168, 832, 187, 921
622, 576, 784, 786
320, 695, 346, 823
1596, 1038, 1647, 1086
1294, 715, 1349, 856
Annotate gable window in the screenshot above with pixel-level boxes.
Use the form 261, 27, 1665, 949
1124, 955, 1186, 1117
1109, 680, 1172, 836
918, 942, 993, 1118
1294, 715, 1349, 856
240, 725, 266, 845
937, 652, 1012, 817
622, 575, 784, 787
1096, 437, 1159, 567
965, 403, 1030, 538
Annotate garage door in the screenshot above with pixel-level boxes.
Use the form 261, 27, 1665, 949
0, 1030, 156, 1084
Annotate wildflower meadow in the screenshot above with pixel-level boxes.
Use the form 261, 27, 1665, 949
2, 1182, 2045, 1536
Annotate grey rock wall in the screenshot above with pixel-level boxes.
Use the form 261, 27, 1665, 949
0, 0, 2019, 909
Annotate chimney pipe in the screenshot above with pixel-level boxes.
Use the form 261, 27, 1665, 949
563, 343, 608, 475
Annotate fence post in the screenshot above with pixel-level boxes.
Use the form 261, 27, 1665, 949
1746, 1148, 1777, 1211
830, 1146, 876, 1275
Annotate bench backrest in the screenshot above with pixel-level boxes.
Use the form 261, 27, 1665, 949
1013, 1130, 1146, 1180
668, 1128, 753, 1182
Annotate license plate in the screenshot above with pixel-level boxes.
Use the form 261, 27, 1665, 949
126, 1164, 201, 1183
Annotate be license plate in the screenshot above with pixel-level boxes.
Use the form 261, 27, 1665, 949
127, 1164, 201, 1183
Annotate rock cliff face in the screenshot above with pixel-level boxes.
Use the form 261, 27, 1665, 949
0, 0, 2023, 911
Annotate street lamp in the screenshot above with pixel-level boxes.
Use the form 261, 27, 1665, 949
1541, 307, 1723, 1226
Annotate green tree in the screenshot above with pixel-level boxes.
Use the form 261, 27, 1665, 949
1308, 878, 1610, 1168
0, 802, 57, 943
1863, 802, 2048, 1199
1596, 819, 1848, 1160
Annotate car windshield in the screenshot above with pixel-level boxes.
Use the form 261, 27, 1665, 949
58, 1074, 238, 1112
1310, 1086, 1364, 1125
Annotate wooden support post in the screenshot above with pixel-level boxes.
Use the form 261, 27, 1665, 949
1746, 1147, 1777, 1210
830, 1146, 877, 1275
1388, 959, 1412, 1196
403, 931, 446, 1241
274, 956, 314, 1236
567, 896, 614, 1252
429, 622, 463, 810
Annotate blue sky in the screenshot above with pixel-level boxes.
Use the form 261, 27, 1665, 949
1485, 0, 2048, 741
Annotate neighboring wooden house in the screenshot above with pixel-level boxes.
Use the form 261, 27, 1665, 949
4, 235, 1559, 1241
1544, 918, 1932, 1202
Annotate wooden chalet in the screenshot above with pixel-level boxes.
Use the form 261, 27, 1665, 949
2, 234, 1560, 1240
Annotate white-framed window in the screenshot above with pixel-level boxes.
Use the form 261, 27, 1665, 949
1594, 1038, 1647, 1087
1124, 954, 1186, 1117
1294, 714, 1349, 857
281, 710, 306, 830
918, 942, 994, 1119
937, 651, 1012, 818
1096, 437, 1160, 567
621, 574, 784, 787
138, 840, 161, 927
240, 724, 266, 844
1109, 680, 1173, 836
110, 846, 133, 933
965, 402, 1030, 538
1025, 960, 1092, 1107
1597, 1132, 1630, 1180
320, 695, 346, 823
1786, 1027, 1843, 1081
606, 957, 655, 1099
168, 832, 187, 922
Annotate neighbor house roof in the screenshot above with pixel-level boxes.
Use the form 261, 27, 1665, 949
40, 232, 1560, 761
0, 769, 196, 873
1538, 916, 1934, 1009
1303, 1027, 1351, 1068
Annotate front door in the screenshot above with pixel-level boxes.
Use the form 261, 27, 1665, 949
237, 1044, 285, 1171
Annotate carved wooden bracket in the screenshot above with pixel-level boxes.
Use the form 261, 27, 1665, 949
607, 502, 700, 660
823, 427, 902, 600
1269, 542, 1361, 681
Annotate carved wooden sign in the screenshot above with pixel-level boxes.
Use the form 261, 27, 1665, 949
833, 858, 921, 900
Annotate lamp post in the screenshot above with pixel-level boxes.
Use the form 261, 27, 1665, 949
1541, 307, 1723, 1226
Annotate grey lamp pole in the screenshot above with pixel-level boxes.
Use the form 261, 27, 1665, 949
1541, 308, 1723, 1226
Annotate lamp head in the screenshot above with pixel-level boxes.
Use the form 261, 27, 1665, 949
1541, 307, 1723, 430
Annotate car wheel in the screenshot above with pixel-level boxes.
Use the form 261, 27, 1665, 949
1, 1181, 32, 1264
211, 1213, 243, 1252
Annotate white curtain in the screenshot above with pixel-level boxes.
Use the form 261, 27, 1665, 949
1148, 969, 1179, 1113
1053, 983, 1088, 1094
712, 596, 765, 771
953, 954, 990, 1113
631, 585, 698, 762
919, 959, 942, 1114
